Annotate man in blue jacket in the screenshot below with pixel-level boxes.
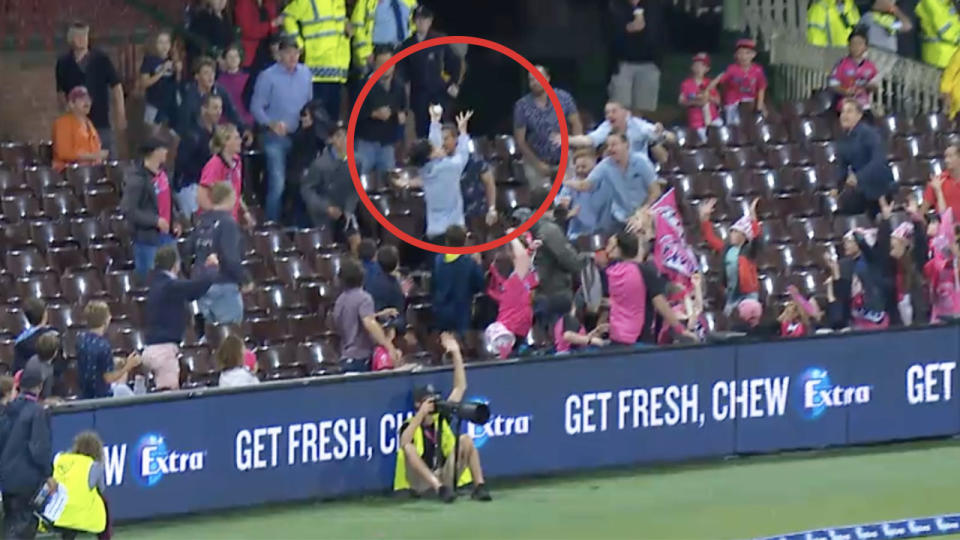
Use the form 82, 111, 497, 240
835, 98, 895, 219
431, 225, 484, 334
0, 362, 55, 539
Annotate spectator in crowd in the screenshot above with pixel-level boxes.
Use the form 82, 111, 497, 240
191, 183, 252, 325
24, 332, 61, 401
365, 245, 409, 332
122, 138, 182, 282
179, 56, 246, 135
357, 46, 407, 175
548, 292, 608, 353
358, 238, 380, 276
251, 37, 314, 223
199, 124, 256, 227
301, 118, 360, 248
846, 222, 896, 329
487, 237, 539, 348
924, 144, 960, 216
187, 0, 234, 63
405, 109, 474, 242
706, 39, 767, 125
139, 30, 182, 128
0, 362, 54, 540
460, 142, 498, 234
174, 94, 223, 217
834, 98, 894, 218
528, 186, 585, 301
512, 65, 584, 188
568, 101, 671, 164
333, 258, 402, 372
699, 198, 762, 315
351, 0, 417, 71
235, 0, 281, 75
584, 133, 661, 226
143, 245, 218, 391
679, 53, 722, 139
52, 86, 107, 172
0, 376, 15, 408
13, 299, 54, 374
778, 286, 820, 338
860, 0, 913, 53
282, 0, 350, 121
829, 28, 878, 115
288, 100, 328, 184
55, 21, 125, 158
917, 0, 960, 68
217, 335, 260, 388
607, 0, 666, 114
923, 209, 960, 323
807, 0, 861, 47
109, 356, 135, 398
400, 6, 464, 137
49, 431, 109, 539
602, 231, 649, 346
76, 301, 142, 400
729, 297, 779, 338
559, 149, 613, 240
218, 44, 255, 128
941, 49, 960, 119
431, 225, 485, 335
881, 196, 929, 325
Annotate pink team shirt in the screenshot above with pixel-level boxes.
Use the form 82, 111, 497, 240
553, 316, 585, 353
679, 77, 720, 130
200, 154, 243, 220
488, 267, 539, 338
925, 252, 960, 323
717, 63, 767, 106
829, 56, 878, 111
152, 169, 172, 225
606, 262, 647, 345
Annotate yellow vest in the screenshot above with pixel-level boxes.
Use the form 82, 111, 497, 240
917, 0, 960, 68
393, 415, 473, 491
807, 0, 861, 46
941, 48, 960, 117
869, 11, 901, 35
283, 0, 351, 83
350, 0, 418, 67
51, 453, 106, 534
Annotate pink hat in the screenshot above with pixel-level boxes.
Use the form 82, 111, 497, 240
892, 222, 915, 241
737, 299, 763, 326
67, 86, 90, 102
736, 38, 757, 51
730, 215, 756, 240
692, 52, 710, 67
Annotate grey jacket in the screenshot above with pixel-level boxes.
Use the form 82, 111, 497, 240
120, 161, 181, 245
532, 214, 586, 298
301, 146, 359, 227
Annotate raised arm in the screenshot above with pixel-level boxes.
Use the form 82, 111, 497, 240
442, 332, 467, 403
450, 110, 474, 170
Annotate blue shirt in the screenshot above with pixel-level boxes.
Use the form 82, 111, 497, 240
587, 116, 660, 156
250, 63, 314, 130
560, 179, 615, 239
587, 153, 657, 223
76, 331, 113, 399
372, 0, 409, 45
422, 121, 470, 237
513, 88, 578, 165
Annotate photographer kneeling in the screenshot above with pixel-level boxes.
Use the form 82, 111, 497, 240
394, 333, 492, 503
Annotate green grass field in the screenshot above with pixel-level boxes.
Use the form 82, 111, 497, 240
119, 440, 960, 539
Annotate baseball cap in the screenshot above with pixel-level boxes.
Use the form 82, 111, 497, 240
67, 86, 90, 102
735, 38, 757, 50
19, 362, 44, 391
692, 52, 710, 67
276, 36, 299, 51
413, 383, 440, 403
414, 5, 434, 19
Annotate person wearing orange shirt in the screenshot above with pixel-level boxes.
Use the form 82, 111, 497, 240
52, 86, 107, 172
924, 143, 960, 216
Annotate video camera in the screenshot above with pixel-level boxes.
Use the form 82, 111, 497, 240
434, 400, 491, 425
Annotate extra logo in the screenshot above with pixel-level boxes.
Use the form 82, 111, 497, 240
464, 396, 532, 449
135, 433, 206, 487
795, 367, 872, 420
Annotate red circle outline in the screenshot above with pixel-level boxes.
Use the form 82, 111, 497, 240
346, 35, 569, 255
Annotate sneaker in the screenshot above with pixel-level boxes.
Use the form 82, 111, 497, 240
471, 483, 492, 502
437, 485, 456, 503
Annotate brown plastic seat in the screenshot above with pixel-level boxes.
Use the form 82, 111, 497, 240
748, 121, 790, 145
0, 142, 32, 170
60, 273, 106, 304
104, 270, 138, 300
260, 285, 308, 313
916, 112, 951, 134
179, 346, 217, 388
63, 164, 107, 190
7, 248, 48, 277
671, 126, 707, 149
288, 310, 325, 342
0, 166, 28, 194
2, 193, 42, 222
915, 158, 945, 184
88, 239, 128, 273
677, 149, 723, 173
879, 113, 918, 138
0, 339, 14, 372
575, 233, 611, 253
759, 220, 794, 245
300, 281, 338, 315
298, 340, 342, 376
893, 134, 939, 160
46, 303, 81, 331
315, 252, 345, 283
241, 255, 278, 283
796, 216, 837, 242
24, 165, 64, 196
810, 141, 839, 169
84, 185, 120, 215
765, 144, 811, 168
756, 245, 789, 272
47, 241, 88, 273
721, 146, 767, 170
0, 307, 29, 337
42, 190, 83, 219
29, 218, 74, 249
293, 228, 339, 259
246, 314, 290, 345
16, 272, 61, 301
790, 117, 834, 144
274, 256, 320, 287
765, 167, 806, 195
69, 216, 114, 248
256, 343, 303, 381
498, 184, 531, 211
706, 125, 747, 147
252, 228, 296, 259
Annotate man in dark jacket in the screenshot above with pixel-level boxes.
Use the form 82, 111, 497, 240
142, 245, 218, 391
0, 362, 54, 539
173, 93, 223, 218
528, 186, 586, 299
13, 298, 54, 374
301, 120, 361, 253
399, 6, 463, 137
835, 98, 895, 219
431, 226, 485, 334
121, 138, 182, 282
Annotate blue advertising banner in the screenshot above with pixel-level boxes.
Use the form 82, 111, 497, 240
49, 325, 960, 522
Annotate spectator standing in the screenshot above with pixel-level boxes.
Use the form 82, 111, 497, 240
351, 0, 418, 70
23, 332, 61, 401
459, 145, 498, 235
584, 133, 662, 226
699, 198, 763, 314
121, 138, 182, 282
807, 0, 862, 47
706, 39, 768, 126
332, 258, 402, 372
52, 86, 108, 172
916, 0, 960, 68
431, 226, 485, 334
568, 101, 671, 164
282, 0, 351, 121
513, 65, 584, 188
199, 124, 256, 227
186, 0, 235, 63
217, 335, 260, 388
218, 44, 255, 128
174, 94, 223, 218
13, 299, 54, 374
365, 245, 408, 331
548, 292, 608, 353
142, 245, 218, 391
860, 0, 914, 53
602, 231, 650, 345
924, 144, 960, 216
139, 30, 182, 128
0, 376, 15, 407
487, 238, 539, 346
76, 301, 142, 400
301, 120, 361, 252
559, 149, 614, 240
838, 223, 895, 329
235, 0, 281, 75
55, 21, 126, 158
178, 56, 247, 135
399, 6, 464, 137
357, 46, 407, 175
250, 37, 314, 223
607, 0, 667, 114
0, 362, 54, 540
835, 99, 895, 218
678, 53, 722, 139
828, 29, 879, 114
528, 186, 585, 300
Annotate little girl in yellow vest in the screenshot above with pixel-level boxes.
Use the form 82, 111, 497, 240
51, 431, 110, 539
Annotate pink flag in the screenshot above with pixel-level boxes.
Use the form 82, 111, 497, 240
650, 188, 685, 237
933, 208, 956, 255
651, 188, 699, 278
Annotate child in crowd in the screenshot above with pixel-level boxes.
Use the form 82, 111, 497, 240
372, 319, 405, 371
139, 29, 181, 127
841, 225, 893, 330
76, 301, 142, 400
217, 334, 260, 388
679, 52, 722, 139
486, 237, 539, 349
218, 44, 254, 127
923, 209, 960, 323
778, 286, 821, 338
828, 27, 878, 115
548, 292, 608, 353
657, 273, 706, 344
707, 39, 767, 126
698, 198, 762, 315
110, 356, 135, 398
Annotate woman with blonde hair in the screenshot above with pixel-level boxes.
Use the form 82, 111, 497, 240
217, 335, 259, 388
198, 123, 255, 227
51, 431, 110, 539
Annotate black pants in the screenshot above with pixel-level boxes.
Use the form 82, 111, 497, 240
838, 188, 882, 220
312, 82, 344, 122
2, 492, 38, 540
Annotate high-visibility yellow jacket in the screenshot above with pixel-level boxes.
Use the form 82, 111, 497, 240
394, 415, 472, 491
51, 453, 107, 534
350, 0, 418, 67
283, 0, 350, 83
917, 0, 960, 68
941, 48, 960, 117
807, 0, 861, 47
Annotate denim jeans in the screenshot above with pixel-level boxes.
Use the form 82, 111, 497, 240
175, 184, 199, 218
199, 282, 244, 325
262, 132, 293, 223
133, 234, 176, 282
356, 139, 396, 175
98, 127, 116, 159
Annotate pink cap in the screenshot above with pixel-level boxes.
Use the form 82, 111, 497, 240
736, 38, 757, 50
737, 299, 763, 326
67, 86, 90, 102
692, 52, 710, 67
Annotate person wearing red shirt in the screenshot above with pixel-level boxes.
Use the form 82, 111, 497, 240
924, 144, 960, 217
828, 28, 878, 116
234, 0, 281, 74
706, 39, 767, 126
678, 52, 721, 139
698, 198, 762, 314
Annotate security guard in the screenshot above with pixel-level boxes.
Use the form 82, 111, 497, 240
807, 0, 862, 46
50, 431, 107, 537
283, 0, 351, 120
941, 48, 960, 117
350, 0, 418, 69
916, 0, 960, 68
